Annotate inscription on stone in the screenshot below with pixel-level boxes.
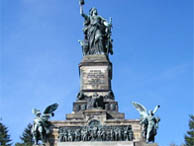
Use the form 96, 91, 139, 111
81, 66, 110, 90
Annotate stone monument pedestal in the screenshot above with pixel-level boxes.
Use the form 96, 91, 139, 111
57, 141, 158, 146
47, 55, 158, 146
57, 141, 135, 146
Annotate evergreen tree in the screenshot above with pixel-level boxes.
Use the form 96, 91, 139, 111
15, 123, 34, 146
15, 143, 32, 146
185, 115, 194, 146
0, 121, 12, 146
170, 143, 185, 146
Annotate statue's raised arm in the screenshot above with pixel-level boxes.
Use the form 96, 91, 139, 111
152, 105, 160, 114
79, 0, 88, 19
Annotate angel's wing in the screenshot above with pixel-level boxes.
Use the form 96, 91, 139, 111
132, 101, 148, 118
32, 108, 40, 115
43, 103, 59, 114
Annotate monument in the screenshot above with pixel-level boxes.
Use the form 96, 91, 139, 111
32, 103, 59, 145
31, 1, 160, 146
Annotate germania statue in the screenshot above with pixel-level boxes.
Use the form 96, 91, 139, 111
79, 0, 113, 56
132, 102, 160, 143
31, 103, 58, 145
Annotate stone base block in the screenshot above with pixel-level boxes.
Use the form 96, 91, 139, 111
134, 142, 158, 146
57, 141, 134, 146
143, 143, 158, 146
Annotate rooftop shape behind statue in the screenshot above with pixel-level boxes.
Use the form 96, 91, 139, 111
132, 102, 160, 143
78, 0, 113, 56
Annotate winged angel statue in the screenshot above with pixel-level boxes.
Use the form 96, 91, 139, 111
132, 102, 160, 143
31, 103, 58, 145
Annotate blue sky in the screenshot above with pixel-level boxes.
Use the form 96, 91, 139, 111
0, 0, 193, 145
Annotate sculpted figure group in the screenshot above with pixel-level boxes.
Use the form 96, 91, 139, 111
59, 125, 133, 142
75, 91, 117, 112
79, 0, 113, 56
132, 102, 160, 143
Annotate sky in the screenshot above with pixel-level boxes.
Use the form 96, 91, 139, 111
0, 0, 193, 145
